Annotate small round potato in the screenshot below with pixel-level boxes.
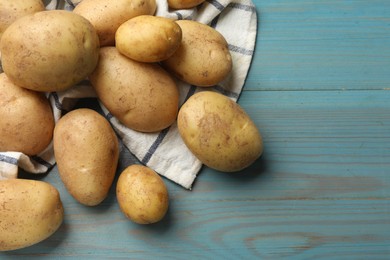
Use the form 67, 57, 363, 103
162, 20, 232, 87
0, 0, 45, 40
74, 0, 157, 46
0, 73, 54, 156
116, 165, 169, 224
0, 179, 64, 251
116, 15, 182, 63
178, 91, 263, 172
89, 47, 179, 133
53, 108, 119, 206
0, 10, 100, 92
167, 0, 205, 9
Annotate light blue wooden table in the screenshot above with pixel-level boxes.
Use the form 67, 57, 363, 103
3, 0, 390, 258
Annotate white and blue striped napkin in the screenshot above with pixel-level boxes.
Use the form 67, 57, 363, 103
0, 0, 257, 189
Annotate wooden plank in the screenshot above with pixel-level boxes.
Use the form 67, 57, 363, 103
3, 90, 389, 258
246, 0, 390, 91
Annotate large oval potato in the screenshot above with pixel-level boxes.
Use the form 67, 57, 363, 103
0, 179, 64, 251
116, 165, 169, 224
0, 10, 99, 92
162, 20, 232, 87
0, 73, 54, 155
178, 91, 263, 172
0, 0, 45, 40
89, 47, 179, 133
53, 108, 119, 206
116, 15, 182, 63
74, 0, 157, 46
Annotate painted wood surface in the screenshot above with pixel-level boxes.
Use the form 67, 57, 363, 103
2, 0, 390, 259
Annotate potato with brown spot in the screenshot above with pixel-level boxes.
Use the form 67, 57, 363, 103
0, 0, 45, 40
116, 15, 182, 63
116, 165, 169, 224
89, 47, 179, 133
0, 10, 100, 92
162, 20, 232, 87
73, 0, 157, 46
0, 179, 64, 251
0, 73, 54, 155
178, 91, 263, 172
53, 108, 119, 206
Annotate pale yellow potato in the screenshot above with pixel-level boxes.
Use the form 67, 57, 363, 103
116, 15, 182, 63
178, 91, 263, 172
0, 179, 64, 251
53, 108, 119, 206
162, 20, 232, 87
89, 47, 179, 133
0, 0, 45, 40
0, 10, 99, 92
168, 0, 205, 9
74, 0, 157, 46
116, 165, 169, 224
0, 73, 54, 156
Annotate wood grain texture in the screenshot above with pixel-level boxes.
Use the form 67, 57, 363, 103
2, 0, 390, 258
248, 0, 390, 91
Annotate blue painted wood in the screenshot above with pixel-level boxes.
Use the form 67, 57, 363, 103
2, 0, 390, 258
247, 0, 390, 91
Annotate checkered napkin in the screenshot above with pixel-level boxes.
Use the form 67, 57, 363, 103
0, 0, 257, 189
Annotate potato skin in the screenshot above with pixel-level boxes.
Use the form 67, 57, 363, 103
0, 0, 45, 39
178, 91, 263, 172
0, 10, 100, 92
74, 0, 157, 46
53, 108, 119, 206
116, 15, 182, 63
0, 179, 64, 251
0, 73, 54, 155
162, 20, 232, 87
167, 0, 205, 9
116, 165, 169, 224
89, 47, 179, 133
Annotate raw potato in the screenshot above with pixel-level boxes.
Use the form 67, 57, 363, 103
0, 179, 64, 251
116, 165, 169, 224
0, 73, 54, 156
74, 0, 157, 46
53, 108, 119, 206
89, 47, 179, 133
162, 20, 232, 87
178, 91, 263, 172
167, 0, 205, 9
0, 0, 45, 40
116, 15, 182, 63
0, 10, 100, 92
